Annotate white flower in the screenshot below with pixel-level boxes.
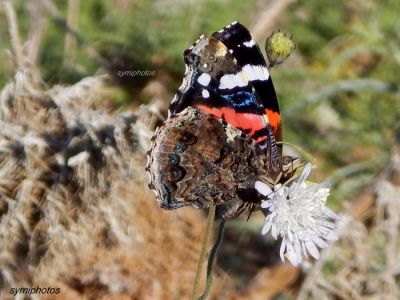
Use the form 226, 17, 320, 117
255, 163, 340, 267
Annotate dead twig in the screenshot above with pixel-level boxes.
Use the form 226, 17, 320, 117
2, 0, 24, 68
27, 0, 46, 66
63, 0, 79, 67
251, 0, 296, 41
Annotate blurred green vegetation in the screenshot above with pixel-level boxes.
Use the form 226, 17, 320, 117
1, 0, 399, 208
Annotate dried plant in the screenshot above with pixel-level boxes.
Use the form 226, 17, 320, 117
0, 68, 231, 299
0, 2, 231, 298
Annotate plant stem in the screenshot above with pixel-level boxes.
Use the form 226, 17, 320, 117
3, 0, 23, 67
197, 219, 225, 300
191, 206, 216, 300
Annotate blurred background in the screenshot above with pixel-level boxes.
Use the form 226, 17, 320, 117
0, 0, 399, 299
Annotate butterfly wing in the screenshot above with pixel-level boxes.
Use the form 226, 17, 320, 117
212, 22, 282, 143
169, 22, 281, 161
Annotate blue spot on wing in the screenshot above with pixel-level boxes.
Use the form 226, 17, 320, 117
221, 91, 262, 113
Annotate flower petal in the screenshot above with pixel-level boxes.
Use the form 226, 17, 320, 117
255, 181, 272, 196
294, 238, 303, 263
287, 252, 299, 267
301, 242, 309, 259
323, 207, 341, 221
305, 241, 320, 260
324, 231, 339, 241
286, 243, 300, 267
295, 163, 313, 188
261, 200, 272, 209
312, 235, 328, 248
280, 239, 286, 262
271, 224, 278, 239
262, 219, 272, 235
318, 220, 336, 229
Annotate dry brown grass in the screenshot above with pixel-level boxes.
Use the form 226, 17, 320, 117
0, 68, 233, 299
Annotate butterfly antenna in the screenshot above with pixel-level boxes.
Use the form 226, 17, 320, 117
246, 203, 256, 221
236, 203, 248, 217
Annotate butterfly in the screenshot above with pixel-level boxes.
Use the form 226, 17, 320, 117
146, 22, 300, 218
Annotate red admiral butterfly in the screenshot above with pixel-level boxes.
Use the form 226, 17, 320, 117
146, 22, 300, 218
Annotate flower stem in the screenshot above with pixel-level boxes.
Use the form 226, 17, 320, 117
197, 219, 225, 300
191, 205, 216, 300
277, 141, 316, 164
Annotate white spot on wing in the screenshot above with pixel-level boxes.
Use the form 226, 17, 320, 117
254, 65, 265, 80
235, 72, 247, 87
243, 65, 265, 81
243, 65, 269, 81
263, 67, 270, 80
202, 89, 210, 98
219, 73, 247, 89
243, 39, 256, 47
197, 73, 211, 86
218, 65, 270, 90
242, 65, 256, 81
219, 75, 236, 89
229, 49, 233, 54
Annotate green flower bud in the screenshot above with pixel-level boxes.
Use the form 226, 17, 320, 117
265, 31, 295, 67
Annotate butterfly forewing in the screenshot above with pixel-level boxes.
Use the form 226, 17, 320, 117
169, 22, 281, 162
212, 22, 282, 144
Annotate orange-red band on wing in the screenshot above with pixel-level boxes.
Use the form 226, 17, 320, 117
197, 104, 269, 144
265, 109, 281, 141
